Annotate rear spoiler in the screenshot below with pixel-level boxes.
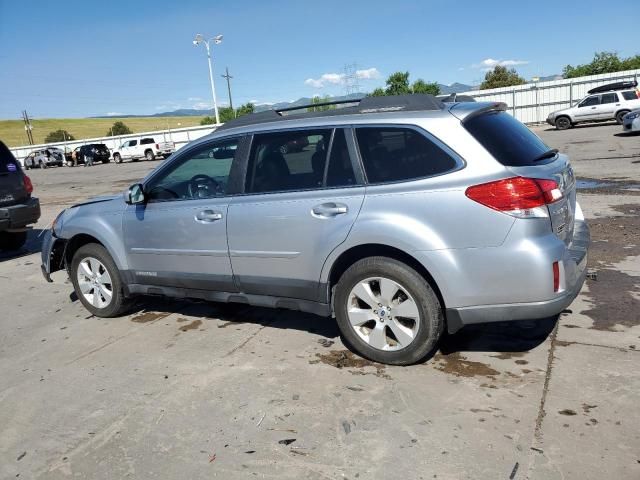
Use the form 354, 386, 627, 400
448, 101, 507, 122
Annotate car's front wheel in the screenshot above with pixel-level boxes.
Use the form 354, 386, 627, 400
334, 257, 444, 365
114, 153, 122, 163
71, 243, 129, 317
555, 116, 572, 130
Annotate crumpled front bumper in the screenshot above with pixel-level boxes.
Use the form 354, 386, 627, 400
40, 229, 66, 282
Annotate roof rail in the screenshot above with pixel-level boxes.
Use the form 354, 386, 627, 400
215, 94, 445, 132
587, 80, 638, 94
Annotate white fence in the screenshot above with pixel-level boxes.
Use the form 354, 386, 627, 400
8, 69, 640, 161
461, 69, 640, 124
9, 124, 218, 165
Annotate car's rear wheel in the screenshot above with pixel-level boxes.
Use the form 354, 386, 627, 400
615, 110, 630, 125
555, 116, 571, 130
334, 257, 444, 365
114, 153, 122, 163
145, 150, 154, 161
70, 243, 129, 317
0, 231, 28, 251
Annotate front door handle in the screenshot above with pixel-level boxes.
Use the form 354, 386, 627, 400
312, 202, 348, 218
195, 209, 223, 223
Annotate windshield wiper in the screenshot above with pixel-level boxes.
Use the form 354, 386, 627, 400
532, 148, 558, 162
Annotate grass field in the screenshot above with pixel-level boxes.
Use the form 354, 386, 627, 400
0, 116, 207, 147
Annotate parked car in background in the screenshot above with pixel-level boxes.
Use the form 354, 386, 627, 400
622, 109, 640, 133
76, 144, 111, 165
111, 137, 175, 163
547, 80, 640, 130
42, 94, 590, 365
0, 141, 40, 251
23, 148, 64, 169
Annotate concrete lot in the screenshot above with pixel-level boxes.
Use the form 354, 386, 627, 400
1, 124, 639, 479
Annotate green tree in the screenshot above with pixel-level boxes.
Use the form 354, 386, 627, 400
480, 66, 526, 90
106, 121, 133, 136
411, 79, 440, 96
563, 51, 640, 78
308, 95, 336, 112
200, 116, 216, 125
45, 129, 75, 143
368, 71, 440, 97
200, 102, 255, 125
236, 102, 255, 116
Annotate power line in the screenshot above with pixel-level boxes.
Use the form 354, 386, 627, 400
343, 63, 361, 96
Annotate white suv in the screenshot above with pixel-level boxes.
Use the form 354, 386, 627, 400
547, 80, 640, 130
112, 137, 175, 163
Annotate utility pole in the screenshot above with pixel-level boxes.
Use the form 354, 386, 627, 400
22, 110, 34, 145
221, 67, 234, 115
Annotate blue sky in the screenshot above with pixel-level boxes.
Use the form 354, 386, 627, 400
0, 0, 637, 119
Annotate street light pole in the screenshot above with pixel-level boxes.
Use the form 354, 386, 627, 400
193, 34, 223, 125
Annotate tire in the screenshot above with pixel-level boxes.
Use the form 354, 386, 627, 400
334, 256, 444, 365
145, 150, 154, 161
615, 110, 630, 125
279, 144, 289, 154
0, 231, 28, 251
114, 153, 122, 163
70, 243, 129, 317
24, 163, 30, 170
555, 116, 572, 130
39, 161, 46, 169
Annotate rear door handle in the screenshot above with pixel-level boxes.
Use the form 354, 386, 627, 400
312, 202, 348, 217
195, 209, 223, 223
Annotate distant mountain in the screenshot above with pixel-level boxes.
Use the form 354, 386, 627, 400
438, 82, 475, 94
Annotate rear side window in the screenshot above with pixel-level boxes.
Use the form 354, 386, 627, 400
464, 111, 552, 166
355, 127, 457, 183
0, 141, 19, 171
622, 90, 639, 101
600, 93, 618, 104
140, 138, 154, 145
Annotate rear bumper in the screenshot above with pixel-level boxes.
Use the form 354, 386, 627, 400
0, 197, 41, 231
445, 219, 590, 334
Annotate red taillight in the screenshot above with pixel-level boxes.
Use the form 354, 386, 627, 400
553, 261, 560, 292
156, 143, 159, 150
23, 174, 33, 194
465, 177, 562, 215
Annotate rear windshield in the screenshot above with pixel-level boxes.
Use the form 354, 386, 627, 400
464, 111, 553, 166
0, 141, 19, 171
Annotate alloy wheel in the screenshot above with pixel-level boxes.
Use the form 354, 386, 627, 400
76, 257, 113, 309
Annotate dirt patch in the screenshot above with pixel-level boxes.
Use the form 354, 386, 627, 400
515, 359, 529, 365
558, 409, 577, 416
131, 312, 166, 323
491, 352, 527, 360
179, 320, 202, 332
433, 352, 499, 378
576, 177, 640, 196
582, 404, 597, 413
582, 204, 640, 331
311, 350, 390, 379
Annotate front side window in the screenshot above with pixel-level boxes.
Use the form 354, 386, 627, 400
579, 96, 599, 107
355, 127, 457, 183
246, 129, 331, 193
146, 138, 239, 201
130, 140, 138, 147
600, 93, 618, 104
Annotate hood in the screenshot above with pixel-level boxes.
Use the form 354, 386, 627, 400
70, 193, 120, 209
548, 106, 572, 118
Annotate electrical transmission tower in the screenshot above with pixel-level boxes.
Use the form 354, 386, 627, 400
343, 63, 361, 96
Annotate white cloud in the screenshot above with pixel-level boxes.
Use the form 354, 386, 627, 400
472, 58, 529, 71
105, 112, 123, 116
304, 67, 380, 88
187, 96, 203, 102
192, 102, 211, 110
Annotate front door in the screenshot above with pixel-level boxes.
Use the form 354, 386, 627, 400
123, 137, 241, 291
227, 128, 365, 302
574, 94, 600, 121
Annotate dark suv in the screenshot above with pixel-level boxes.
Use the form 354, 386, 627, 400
77, 144, 111, 164
0, 141, 41, 251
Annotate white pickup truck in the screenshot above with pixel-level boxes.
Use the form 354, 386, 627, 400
111, 137, 175, 163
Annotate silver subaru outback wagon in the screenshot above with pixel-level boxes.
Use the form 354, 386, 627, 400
41, 95, 589, 365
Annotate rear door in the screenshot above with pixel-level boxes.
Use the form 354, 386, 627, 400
464, 110, 576, 245
594, 92, 619, 120
227, 128, 364, 301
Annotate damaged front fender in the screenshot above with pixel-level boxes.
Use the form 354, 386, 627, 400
40, 229, 66, 282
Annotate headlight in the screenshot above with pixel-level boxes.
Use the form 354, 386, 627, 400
51, 209, 66, 234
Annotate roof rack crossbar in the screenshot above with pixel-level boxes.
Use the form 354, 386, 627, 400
277, 98, 362, 113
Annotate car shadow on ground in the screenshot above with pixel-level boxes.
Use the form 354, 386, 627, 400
542, 121, 618, 132
0, 228, 46, 263
117, 296, 558, 358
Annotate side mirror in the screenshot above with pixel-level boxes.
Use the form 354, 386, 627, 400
124, 183, 146, 205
